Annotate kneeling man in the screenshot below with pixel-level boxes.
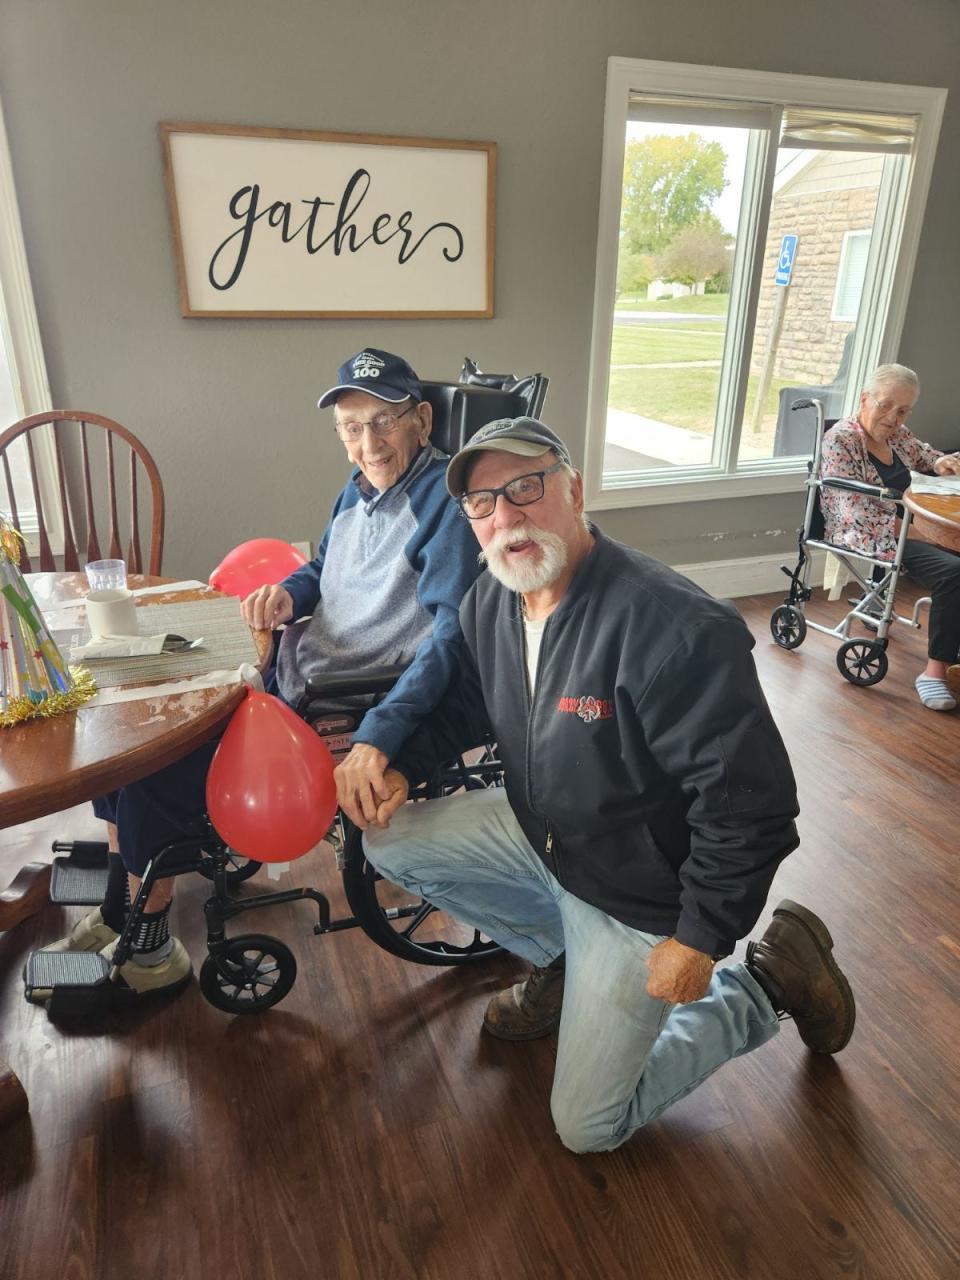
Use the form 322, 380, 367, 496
343, 417, 855, 1154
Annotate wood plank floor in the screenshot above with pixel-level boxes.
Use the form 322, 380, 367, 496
1, 585, 958, 1280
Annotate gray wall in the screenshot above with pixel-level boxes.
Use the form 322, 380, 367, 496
1, 0, 958, 578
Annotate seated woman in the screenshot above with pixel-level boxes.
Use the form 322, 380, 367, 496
820, 363, 960, 711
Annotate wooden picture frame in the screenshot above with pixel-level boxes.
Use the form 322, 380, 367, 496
159, 122, 496, 318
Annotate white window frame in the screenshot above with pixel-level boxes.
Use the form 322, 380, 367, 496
584, 58, 946, 511
0, 91, 57, 548
831, 228, 871, 322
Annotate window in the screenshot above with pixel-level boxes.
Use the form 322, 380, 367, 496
832, 230, 871, 323
585, 60, 946, 509
0, 91, 56, 544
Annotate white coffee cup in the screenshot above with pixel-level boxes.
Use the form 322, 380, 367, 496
86, 588, 139, 638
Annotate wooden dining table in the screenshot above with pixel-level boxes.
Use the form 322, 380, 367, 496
0, 573, 269, 1126
902, 487, 960, 554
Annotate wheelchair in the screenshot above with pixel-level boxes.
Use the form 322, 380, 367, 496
23, 357, 546, 1016
770, 396, 929, 687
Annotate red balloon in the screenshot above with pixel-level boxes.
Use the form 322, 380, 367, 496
208, 538, 308, 598
206, 691, 338, 861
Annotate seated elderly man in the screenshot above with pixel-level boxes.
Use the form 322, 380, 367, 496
820, 362, 960, 711
42, 348, 480, 998
343, 416, 855, 1155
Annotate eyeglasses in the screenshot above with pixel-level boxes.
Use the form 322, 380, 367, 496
869, 393, 914, 420
334, 403, 417, 442
457, 461, 565, 520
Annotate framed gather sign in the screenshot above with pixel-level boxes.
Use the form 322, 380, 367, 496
159, 122, 496, 318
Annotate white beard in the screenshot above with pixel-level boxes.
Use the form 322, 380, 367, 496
479, 527, 569, 594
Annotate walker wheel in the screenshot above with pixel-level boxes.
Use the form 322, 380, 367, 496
770, 604, 807, 650
836, 638, 888, 686
199, 934, 296, 1013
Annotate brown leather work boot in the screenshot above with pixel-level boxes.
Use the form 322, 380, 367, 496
746, 899, 855, 1054
482, 957, 565, 1041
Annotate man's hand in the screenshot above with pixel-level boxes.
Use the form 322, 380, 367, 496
335, 745, 408, 829
645, 937, 716, 1004
934, 453, 960, 477
240, 584, 295, 631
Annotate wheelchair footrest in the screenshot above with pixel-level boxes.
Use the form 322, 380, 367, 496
49, 842, 110, 905
23, 949, 132, 1016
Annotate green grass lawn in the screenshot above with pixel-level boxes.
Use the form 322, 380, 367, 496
606, 311, 790, 442
608, 363, 792, 439
611, 324, 724, 366
615, 292, 729, 314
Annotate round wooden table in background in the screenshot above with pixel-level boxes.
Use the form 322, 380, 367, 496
903, 487, 960, 554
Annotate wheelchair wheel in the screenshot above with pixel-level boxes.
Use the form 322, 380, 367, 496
196, 848, 262, 886
836, 638, 888, 686
340, 824, 502, 967
770, 604, 807, 650
199, 934, 296, 1013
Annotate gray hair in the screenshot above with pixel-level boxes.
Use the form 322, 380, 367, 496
864, 363, 919, 397
558, 460, 591, 531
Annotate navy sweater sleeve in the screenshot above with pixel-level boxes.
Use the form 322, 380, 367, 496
278, 485, 353, 619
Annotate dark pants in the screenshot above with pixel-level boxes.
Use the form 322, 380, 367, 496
92, 740, 220, 875
902, 539, 960, 662
93, 652, 283, 875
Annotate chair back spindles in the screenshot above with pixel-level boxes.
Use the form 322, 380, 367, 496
24, 432, 55, 570
0, 411, 165, 576
52, 424, 80, 571
105, 434, 123, 562
80, 421, 103, 566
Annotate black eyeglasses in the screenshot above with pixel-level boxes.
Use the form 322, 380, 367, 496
457, 461, 565, 520
334, 403, 417, 442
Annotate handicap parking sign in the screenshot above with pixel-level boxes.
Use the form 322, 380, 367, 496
775, 234, 798, 286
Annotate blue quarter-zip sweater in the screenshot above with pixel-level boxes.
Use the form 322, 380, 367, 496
275, 445, 480, 759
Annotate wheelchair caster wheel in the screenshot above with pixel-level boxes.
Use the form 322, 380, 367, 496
837, 638, 888, 686
199, 934, 296, 1013
770, 604, 807, 650
196, 848, 262, 886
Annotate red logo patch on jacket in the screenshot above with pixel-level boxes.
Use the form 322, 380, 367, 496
557, 695, 614, 723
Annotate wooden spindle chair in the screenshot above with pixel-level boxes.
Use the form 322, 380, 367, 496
0, 410, 164, 575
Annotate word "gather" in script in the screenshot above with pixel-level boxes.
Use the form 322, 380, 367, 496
207, 169, 465, 290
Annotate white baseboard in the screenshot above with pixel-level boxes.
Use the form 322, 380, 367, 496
674, 549, 827, 599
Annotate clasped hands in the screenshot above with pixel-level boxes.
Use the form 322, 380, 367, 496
933, 453, 960, 477
334, 745, 409, 830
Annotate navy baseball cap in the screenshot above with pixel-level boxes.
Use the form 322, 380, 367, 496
446, 417, 573, 496
317, 348, 423, 408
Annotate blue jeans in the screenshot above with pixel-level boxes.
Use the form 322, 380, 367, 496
364, 786, 780, 1153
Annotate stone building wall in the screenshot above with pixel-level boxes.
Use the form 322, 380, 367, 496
750, 178, 880, 383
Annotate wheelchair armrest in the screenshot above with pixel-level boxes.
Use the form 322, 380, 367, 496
820, 476, 903, 503
304, 664, 409, 700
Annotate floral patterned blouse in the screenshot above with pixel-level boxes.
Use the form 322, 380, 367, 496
819, 416, 943, 560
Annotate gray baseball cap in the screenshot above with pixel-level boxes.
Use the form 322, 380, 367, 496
445, 417, 573, 496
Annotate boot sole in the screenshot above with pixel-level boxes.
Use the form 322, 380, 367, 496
773, 899, 856, 1053
482, 1014, 560, 1042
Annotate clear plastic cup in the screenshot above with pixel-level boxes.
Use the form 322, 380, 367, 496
85, 559, 127, 591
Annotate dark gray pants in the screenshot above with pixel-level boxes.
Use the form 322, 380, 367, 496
902, 539, 960, 662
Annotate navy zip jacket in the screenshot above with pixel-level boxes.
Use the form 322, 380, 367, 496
393, 529, 800, 958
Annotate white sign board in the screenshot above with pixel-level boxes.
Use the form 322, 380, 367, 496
160, 123, 496, 318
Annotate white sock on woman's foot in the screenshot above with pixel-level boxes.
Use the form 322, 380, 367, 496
915, 675, 957, 711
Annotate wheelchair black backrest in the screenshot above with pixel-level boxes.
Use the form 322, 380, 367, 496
421, 358, 550, 456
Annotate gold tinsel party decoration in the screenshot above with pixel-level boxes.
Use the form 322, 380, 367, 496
0, 516, 97, 727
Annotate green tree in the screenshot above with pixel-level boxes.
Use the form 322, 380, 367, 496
655, 218, 730, 287
620, 133, 727, 257
615, 242, 657, 298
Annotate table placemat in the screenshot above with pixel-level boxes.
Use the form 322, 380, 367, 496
75, 597, 260, 688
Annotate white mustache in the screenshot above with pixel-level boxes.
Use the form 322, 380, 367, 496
479, 528, 551, 564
